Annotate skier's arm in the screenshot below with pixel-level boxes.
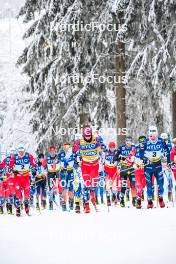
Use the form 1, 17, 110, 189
29, 154, 37, 167
162, 141, 171, 165
139, 142, 148, 164
170, 148, 175, 163
113, 148, 121, 162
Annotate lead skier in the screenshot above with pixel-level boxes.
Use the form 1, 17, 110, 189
73, 125, 103, 213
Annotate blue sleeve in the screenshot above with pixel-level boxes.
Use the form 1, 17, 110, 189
139, 142, 147, 160
162, 141, 171, 164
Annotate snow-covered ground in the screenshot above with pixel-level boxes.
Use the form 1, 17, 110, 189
0, 203, 176, 264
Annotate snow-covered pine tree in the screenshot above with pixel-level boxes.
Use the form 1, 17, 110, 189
123, 0, 176, 138
18, 0, 176, 149
17, 0, 119, 150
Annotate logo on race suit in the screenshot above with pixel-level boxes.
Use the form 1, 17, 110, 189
146, 144, 161, 151
84, 151, 97, 156
81, 143, 98, 150
106, 154, 114, 161
121, 150, 131, 156
15, 158, 30, 165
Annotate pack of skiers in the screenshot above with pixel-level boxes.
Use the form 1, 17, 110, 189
0, 124, 176, 216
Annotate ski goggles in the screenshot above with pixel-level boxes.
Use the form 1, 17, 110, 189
49, 151, 56, 155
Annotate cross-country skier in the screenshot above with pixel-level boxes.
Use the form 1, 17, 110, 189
160, 132, 173, 201
140, 126, 170, 209
0, 148, 16, 214
95, 145, 105, 205
114, 136, 136, 208
45, 146, 60, 210
9, 145, 36, 216
58, 142, 76, 211
170, 138, 176, 196
104, 142, 119, 206
134, 136, 146, 209
73, 125, 103, 213
0, 165, 8, 214
34, 153, 47, 210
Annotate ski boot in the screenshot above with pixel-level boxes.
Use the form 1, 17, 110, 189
36, 202, 40, 211
42, 200, 47, 209
16, 207, 21, 217
84, 203, 90, 213
107, 196, 111, 207
91, 197, 98, 212
152, 193, 155, 201
117, 192, 120, 202
62, 202, 67, 212
114, 197, 118, 206
159, 196, 165, 208
147, 199, 153, 209
112, 193, 116, 202
136, 198, 142, 209
126, 194, 130, 202
75, 202, 81, 214
168, 191, 172, 202
49, 201, 53, 210
112, 193, 117, 205
30, 196, 34, 208
95, 196, 99, 205
120, 198, 125, 208
0, 206, 3, 214
101, 197, 104, 204
6, 203, 9, 212
24, 203, 30, 215
132, 197, 136, 207
7, 204, 13, 215
69, 198, 74, 210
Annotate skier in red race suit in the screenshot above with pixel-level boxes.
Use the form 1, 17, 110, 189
134, 136, 146, 208
104, 141, 120, 206
170, 138, 176, 187
73, 125, 102, 213
9, 145, 36, 216
0, 148, 16, 214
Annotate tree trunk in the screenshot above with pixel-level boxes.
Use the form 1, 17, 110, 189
172, 92, 176, 137
116, 40, 126, 146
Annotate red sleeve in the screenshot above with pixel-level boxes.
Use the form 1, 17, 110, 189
9, 156, 15, 169
42, 157, 47, 167
29, 154, 37, 167
170, 148, 175, 162
73, 139, 80, 152
0, 158, 6, 168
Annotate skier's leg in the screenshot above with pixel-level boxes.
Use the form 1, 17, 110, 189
7, 176, 14, 214
68, 170, 74, 210
154, 165, 165, 208
41, 180, 47, 209
0, 182, 5, 214
36, 181, 40, 209
145, 166, 154, 208
99, 172, 105, 203
47, 172, 54, 209
120, 167, 128, 207
81, 161, 91, 212
60, 170, 67, 211
23, 175, 30, 214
